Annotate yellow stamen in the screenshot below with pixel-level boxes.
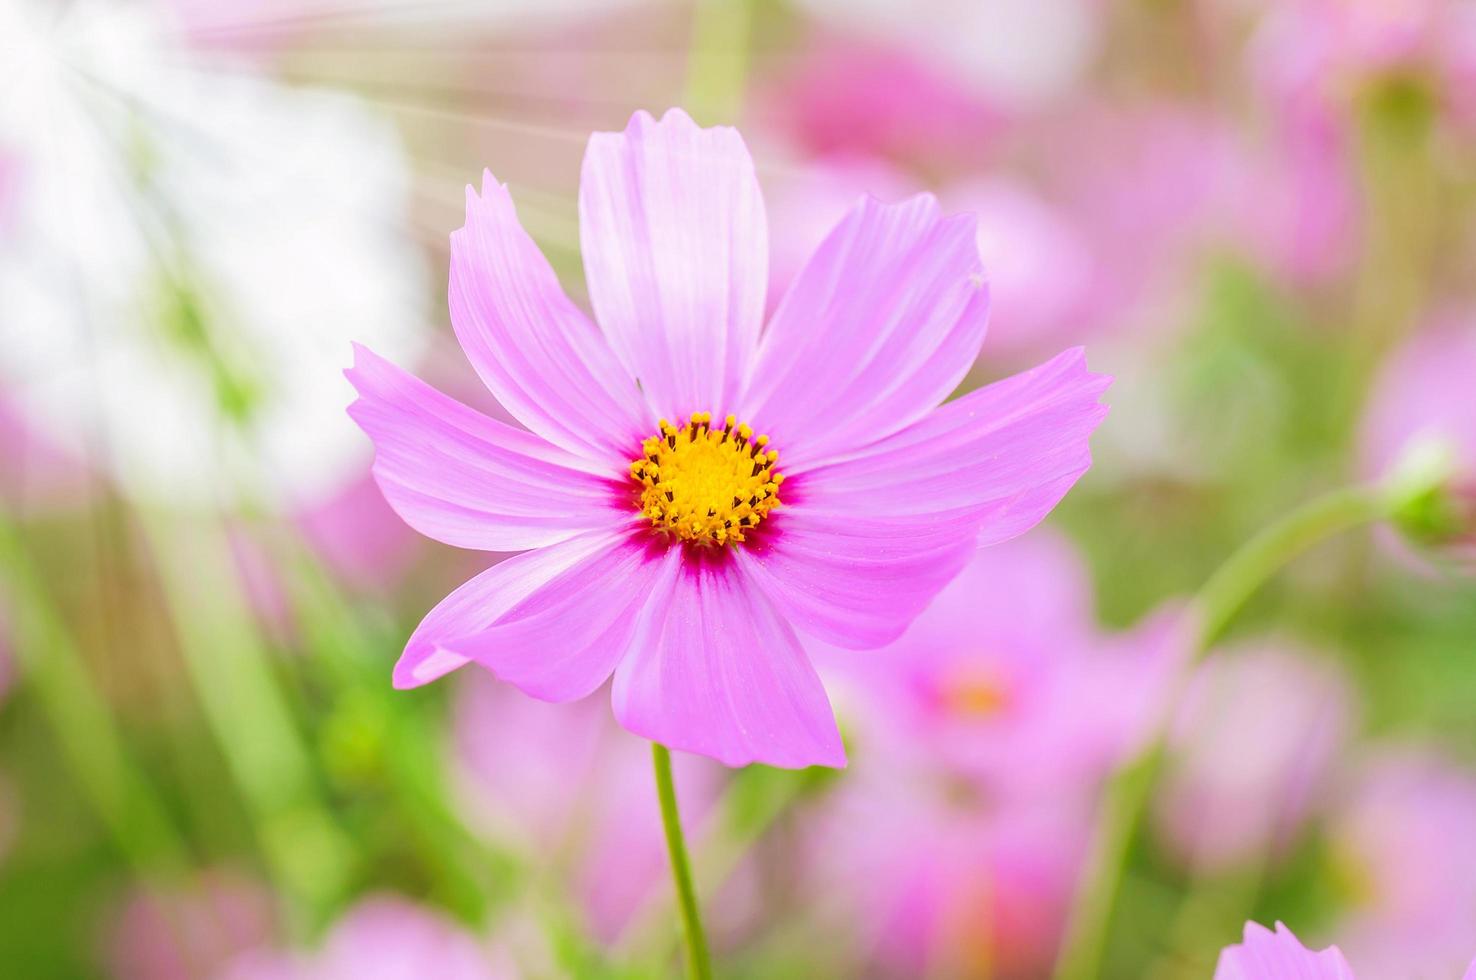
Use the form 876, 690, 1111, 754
941, 665, 1011, 718
628, 411, 784, 547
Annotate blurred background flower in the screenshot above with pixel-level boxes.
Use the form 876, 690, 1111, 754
2, 0, 1476, 977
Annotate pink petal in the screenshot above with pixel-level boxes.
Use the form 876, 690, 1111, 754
580, 109, 767, 420
394, 528, 631, 689
611, 556, 846, 769
741, 193, 990, 470
450, 173, 651, 462
346, 344, 628, 552
734, 511, 975, 649
442, 532, 672, 702
1214, 922, 1356, 980
794, 348, 1110, 546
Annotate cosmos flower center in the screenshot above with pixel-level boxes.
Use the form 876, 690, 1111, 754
940, 665, 1012, 719
629, 412, 784, 547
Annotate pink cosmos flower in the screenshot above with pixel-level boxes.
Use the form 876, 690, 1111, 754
1251, 0, 1476, 131
1360, 314, 1476, 565
1216, 919, 1476, 979
1155, 643, 1354, 873
1214, 921, 1355, 980
347, 108, 1110, 769
1361, 315, 1476, 479
296, 472, 423, 595
1329, 748, 1476, 978
810, 783, 1093, 978
813, 530, 1172, 802
103, 869, 278, 980
759, 36, 1006, 166
223, 895, 512, 980
800, 533, 1174, 976
451, 673, 725, 943
1036, 104, 1241, 341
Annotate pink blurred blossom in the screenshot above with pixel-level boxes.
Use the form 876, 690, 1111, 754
103, 869, 278, 980
1155, 643, 1354, 873
1233, 103, 1361, 287
1042, 105, 1242, 338
1359, 313, 1476, 565
0, 398, 96, 514
790, 0, 1101, 116
451, 675, 724, 944
804, 532, 1177, 976
813, 781, 1092, 978
1329, 748, 1476, 978
1215, 921, 1355, 979
223, 895, 512, 980
1361, 314, 1476, 480
816, 531, 1177, 803
1252, 0, 1476, 127
295, 472, 422, 595
758, 36, 1006, 165
942, 179, 1097, 359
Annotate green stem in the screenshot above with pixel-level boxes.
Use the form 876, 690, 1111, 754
652, 743, 714, 980
683, 0, 753, 124
0, 514, 185, 872
142, 512, 355, 919
1052, 483, 1394, 980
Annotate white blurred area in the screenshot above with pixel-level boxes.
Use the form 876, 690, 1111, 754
0, 0, 428, 509
794, 0, 1100, 108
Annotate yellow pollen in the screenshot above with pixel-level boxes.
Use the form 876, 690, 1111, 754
941, 665, 1011, 718
628, 412, 784, 547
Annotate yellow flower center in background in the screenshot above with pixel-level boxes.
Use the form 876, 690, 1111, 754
941, 664, 1012, 719
630, 412, 784, 547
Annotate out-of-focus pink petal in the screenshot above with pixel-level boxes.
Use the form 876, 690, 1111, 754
1332, 748, 1476, 977
735, 511, 975, 649
742, 193, 991, 469
949, 178, 1096, 359
449, 676, 728, 943
223, 895, 510, 980
1156, 644, 1353, 873
1214, 921, 1355, 980
611, 556, 845, 769
106, 870, 279, 980
761, 35, 1006, 165
295, 471, 421, 593
795, 348, 1110, 545
580, 108, 767, 420
1360, 315, 1476, 482
394, 528, 633, 689
443, 532, 671, 702
450, 173, 651, 462
346, 344, 628, 552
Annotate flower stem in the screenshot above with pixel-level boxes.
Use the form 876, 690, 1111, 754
143, 511, 356, 917
1192, 485, 1393, 649
652, 742, 714, 980
1053, 482, 1395, 980
0, 514, 186, 873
